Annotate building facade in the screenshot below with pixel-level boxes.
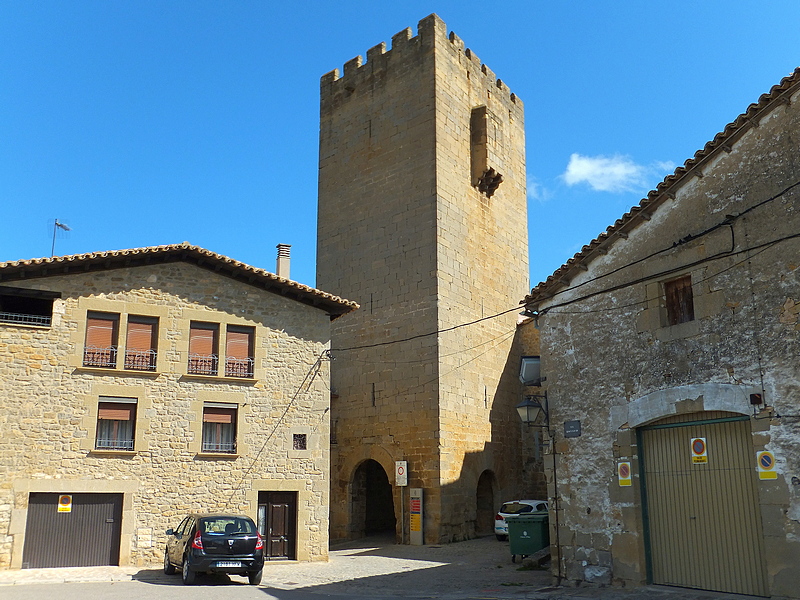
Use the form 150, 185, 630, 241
317, 14, 536, 544
0, 243, 356, 569
523, 69, 800, 597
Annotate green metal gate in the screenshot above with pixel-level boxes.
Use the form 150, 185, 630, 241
639, 414, 768, 596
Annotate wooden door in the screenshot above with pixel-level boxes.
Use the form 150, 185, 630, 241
258, 491, 296, 560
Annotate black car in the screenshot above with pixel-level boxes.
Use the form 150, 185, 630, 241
164, 513, 264, 585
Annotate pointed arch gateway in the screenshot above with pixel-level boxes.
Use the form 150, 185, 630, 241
476, 470, 497, 537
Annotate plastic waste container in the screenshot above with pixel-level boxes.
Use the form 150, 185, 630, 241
507, 511, 549, 563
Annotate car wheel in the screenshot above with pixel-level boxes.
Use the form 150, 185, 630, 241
163, 548, 176, 575
181, 556, 196, 585
248, 568, 263, 585
496, 534, 507, 541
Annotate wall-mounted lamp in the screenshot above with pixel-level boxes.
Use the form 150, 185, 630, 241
519, 356, 544, 386
516, 394, 549, 428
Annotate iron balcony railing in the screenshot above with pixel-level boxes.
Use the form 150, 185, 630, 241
225, 356, 255, 378
95, 437, 134, 451
202, 440, 236, 453
124, 349, 157, 371
83, 346, 118, 368
188, 353, 219, 376
0, 311, 52, 327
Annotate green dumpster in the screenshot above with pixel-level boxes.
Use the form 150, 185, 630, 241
507, 511, 549, 563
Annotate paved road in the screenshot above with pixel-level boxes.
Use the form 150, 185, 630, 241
0, 535, 762, 600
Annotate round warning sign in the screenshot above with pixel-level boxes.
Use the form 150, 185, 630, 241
691, 437, 708, 464
618, 461, 632, 486
757, 451, 777, 480
58, 494, 72, 513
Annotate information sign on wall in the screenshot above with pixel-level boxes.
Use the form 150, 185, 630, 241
618, 461, 632, 486
57, 494, 72, 513
757, 451, 777, 480
395, 461, 408, 486
691, 437, 708, 464
409, 488, 423, 545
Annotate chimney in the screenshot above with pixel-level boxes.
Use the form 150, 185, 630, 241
276, 244, 291, 279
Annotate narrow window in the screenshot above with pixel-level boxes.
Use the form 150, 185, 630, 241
84, 312, 119, 368
125, 316, 158, 371
225, 325, 254, 378
293, 433, 307, 451
664, 275, 695, 325
202, 403, 237, 453
96, 398, 136, 450
188, 322, 219, 375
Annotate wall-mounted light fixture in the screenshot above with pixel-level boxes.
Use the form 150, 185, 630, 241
519, 356, 543, 386
516, 394, 549, 428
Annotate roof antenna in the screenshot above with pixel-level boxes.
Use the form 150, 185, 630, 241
51, 219, 71, 257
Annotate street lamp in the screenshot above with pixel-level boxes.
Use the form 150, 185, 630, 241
516, 394, 549, 428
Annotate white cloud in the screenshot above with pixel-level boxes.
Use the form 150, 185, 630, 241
562, 153, 646, 192
527, 176, 552, 203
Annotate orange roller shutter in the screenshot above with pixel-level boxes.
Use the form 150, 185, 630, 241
127, 319, 155, 352
86, 315, 118, 348
98, 403, 134, 421
189, 323, 217, 355
226, 329, 251, 359
203, 407, 235, 424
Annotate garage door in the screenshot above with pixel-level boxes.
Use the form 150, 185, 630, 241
22, 493, 123, 568
640, 413, 768, 596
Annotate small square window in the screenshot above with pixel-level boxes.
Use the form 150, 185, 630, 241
293, 433, 307, 451
96, 397, 136, 450
664, 275, 695, 326
202, 403, 237, 453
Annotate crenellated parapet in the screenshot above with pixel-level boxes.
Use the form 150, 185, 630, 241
320, 13, 522, 111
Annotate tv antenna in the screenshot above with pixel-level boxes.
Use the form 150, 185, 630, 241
51, 219, 71, 257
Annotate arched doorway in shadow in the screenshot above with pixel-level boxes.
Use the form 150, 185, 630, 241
476, 470, 497, 536
351, 459, 396, 538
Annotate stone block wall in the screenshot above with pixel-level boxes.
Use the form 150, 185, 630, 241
0, 262, 333, 568
318, 14, 531, 543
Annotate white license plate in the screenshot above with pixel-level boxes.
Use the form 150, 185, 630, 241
216, 561, 242, 568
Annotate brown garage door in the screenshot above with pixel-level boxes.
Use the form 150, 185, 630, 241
22, 493, 123, 568
640, 414, 768, 596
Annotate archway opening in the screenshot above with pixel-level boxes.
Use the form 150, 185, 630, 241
351, 459, 396, 538
476, 470, 496, 536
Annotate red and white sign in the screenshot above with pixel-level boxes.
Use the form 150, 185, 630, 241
691, 437, 708, 464
395, 461, 408, 487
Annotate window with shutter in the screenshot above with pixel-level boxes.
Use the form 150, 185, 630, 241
95, 398, 136, 450
188, 322, 219, 375
225, 326, 254, 378
202, 404, 237, 453
125, 316, 157, 371
84, 312, 119, 368
664, 275, 695, 325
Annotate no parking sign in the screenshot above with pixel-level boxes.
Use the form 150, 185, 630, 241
757, 451, 777, 480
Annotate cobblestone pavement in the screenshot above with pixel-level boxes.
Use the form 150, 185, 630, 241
0, 535, 765, 600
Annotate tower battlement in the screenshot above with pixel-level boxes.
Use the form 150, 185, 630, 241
320, 13, 522, 111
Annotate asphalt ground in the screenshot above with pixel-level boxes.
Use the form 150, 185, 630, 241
0, 535, 765, 600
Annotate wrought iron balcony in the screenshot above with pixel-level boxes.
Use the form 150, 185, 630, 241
202, 440, 236, 453
83, 346, 118, 368
95, 437, 134, 451
124, 349, 157, 371
225, 356, 255, 378
0, 311, 52, 327
188, 353, 219, 376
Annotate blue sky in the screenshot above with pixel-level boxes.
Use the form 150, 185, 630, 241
2, 1, 799, 291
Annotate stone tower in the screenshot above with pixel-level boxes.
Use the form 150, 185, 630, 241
317, 14, 530, 544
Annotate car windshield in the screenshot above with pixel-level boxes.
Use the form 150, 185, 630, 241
500, 502, 535, 515
200, 516, 256, 535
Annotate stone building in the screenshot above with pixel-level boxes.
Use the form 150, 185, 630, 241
0, 243, 356, 569
317, 14, 538, 544
522, 68, 800, 597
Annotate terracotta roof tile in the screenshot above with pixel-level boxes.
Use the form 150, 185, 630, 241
0, 242, 359, 319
